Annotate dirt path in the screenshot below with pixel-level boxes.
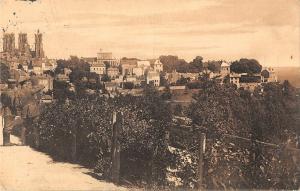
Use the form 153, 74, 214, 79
0, 136, 126, 191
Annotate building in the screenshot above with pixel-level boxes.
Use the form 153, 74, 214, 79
8, 61, 19, 70
97, 49, 119, 67
137, 60, 151, 68
124, 75, 137, 83
166, 70, 181, 84
146, 71, 160, 86
49, 59, 57, 69
18, 33, 30, 57
112, 75, 124, 83
220, 61, 230, 77
41, 62, 53, 71
120, 59, 138, 75
229, 72, 262, 91
35, 30, 44, 58
2, 33, 15, 53
29, 59, 55, 75
132, 67, 144, 77
18, 70, 30, 83
36, 75, 53, 92
33, 64, 42, 75
104, 82, 120, 91
152, 59, 163, 73
40, 94, 53, 104
22, 63, 29, 72
136, 60, 151, 75
63, 68, 72, 76
229, 73, 241, 88
107, 67, 119, 79
180, 72, 199, 81
81, 57, 97, 63
90, 62, 106, 75
261, 67, 278, 83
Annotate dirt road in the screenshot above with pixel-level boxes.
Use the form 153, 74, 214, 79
0, 136, 126, 191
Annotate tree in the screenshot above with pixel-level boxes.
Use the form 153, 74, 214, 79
186, 81, 201, 89
176, 76, 190, 85
0, 63, 10, 83
174, 104, 183, 116
206, 61, 221, 72
181, 79, 300, 189
103, 61, 110, 69
230, 59, 262, 74
261, 69, 269, 79
159, 55, 189, 73
190, 56, 204, 72
161, 86, 172, 100
101, 74, 110, 82
123, 82, 134, 89
53, 80, 74, 102
32, 93, 173, 187
160, 72, 168, 87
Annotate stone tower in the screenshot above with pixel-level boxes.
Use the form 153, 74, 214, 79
3, 33, 15, 53
18, 33, 28, 53
35, 30, 44, 58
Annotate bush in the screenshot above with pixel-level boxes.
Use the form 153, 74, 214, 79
32, 92, 174, 187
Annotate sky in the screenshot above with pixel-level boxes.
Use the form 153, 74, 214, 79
0, 0, 299, 67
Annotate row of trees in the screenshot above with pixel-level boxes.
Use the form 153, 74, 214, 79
30, 86, 174, 187
159, 55, 204, 73
159, 56, 263, 75
177, 80, 299, 189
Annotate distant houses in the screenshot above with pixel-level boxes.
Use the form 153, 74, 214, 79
86, 50, 163, 92
1, 33, 279, 96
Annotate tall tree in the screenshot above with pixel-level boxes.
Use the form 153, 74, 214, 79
230, 58, 262, 74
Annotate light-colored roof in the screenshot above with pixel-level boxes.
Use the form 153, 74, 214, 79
221, 61, 229, 67
107, 67, 119, 71
230, 73, 241, 77
90, 62, 105, 67
137, 60, 151, 67
120, 59, 138, 66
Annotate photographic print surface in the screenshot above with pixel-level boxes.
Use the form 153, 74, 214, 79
0, 0, 299, 190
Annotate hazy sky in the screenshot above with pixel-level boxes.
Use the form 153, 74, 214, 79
0, 0, 299, 67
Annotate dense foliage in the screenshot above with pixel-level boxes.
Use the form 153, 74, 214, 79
55, 56, 90, 74
179, 79, 300, 189
31, 87, 174, 187
230, 58, 262, 74
159, 55, 203, 73
23, 72, 299, 189
206, 60, 222, 72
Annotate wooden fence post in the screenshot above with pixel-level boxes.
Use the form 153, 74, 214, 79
33, 124, 39, 148
111, 111, 123, 184
71, 132, 77, 162
21, 126, 26, 145
197, 133, 206, 190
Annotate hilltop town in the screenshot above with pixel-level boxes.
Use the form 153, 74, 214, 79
0, 31, 280, 103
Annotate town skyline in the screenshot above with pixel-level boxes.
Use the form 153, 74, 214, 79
0, 0, 299, 67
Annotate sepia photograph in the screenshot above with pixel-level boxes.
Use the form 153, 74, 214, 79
0, 0, 299, 190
